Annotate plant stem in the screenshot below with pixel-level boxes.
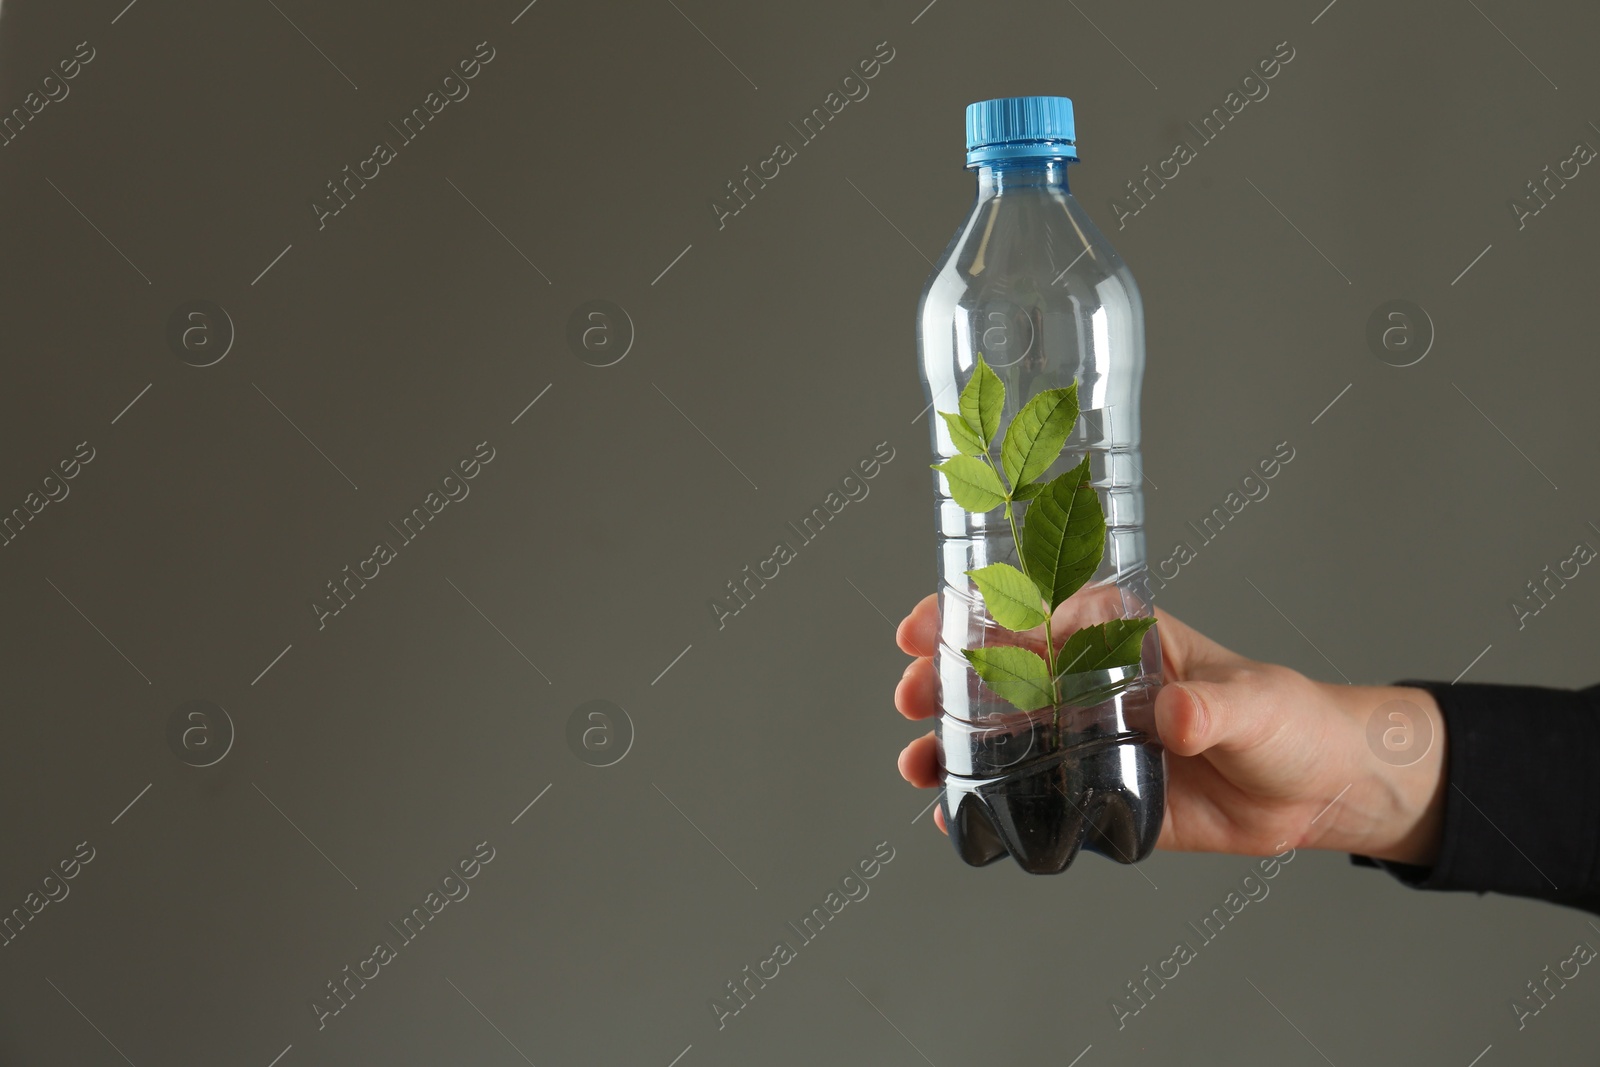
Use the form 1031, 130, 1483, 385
985, 454, 1058, 708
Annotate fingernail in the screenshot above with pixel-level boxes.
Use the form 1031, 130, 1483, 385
1175, 683, 1207, 745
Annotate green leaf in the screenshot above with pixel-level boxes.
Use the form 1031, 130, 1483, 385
1021, 456, 1105, 609
962, 646, 1055, 712
1011, 480, 1044, 501
1000, 384, 1079, 488
1055, 671, 1140, 710
965, 563, 1048, 631
959, 355, 1005, 450
1053, 618, 1158, 677
931, 456, 1006, 512
938, 411, 987, 457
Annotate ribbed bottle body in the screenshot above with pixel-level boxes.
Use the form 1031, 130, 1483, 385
916, 160, 1164, 873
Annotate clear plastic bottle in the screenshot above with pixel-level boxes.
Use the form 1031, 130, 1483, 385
917, 97, 1164, 874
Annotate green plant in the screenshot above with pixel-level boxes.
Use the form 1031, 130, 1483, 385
931, 354, 1157, 717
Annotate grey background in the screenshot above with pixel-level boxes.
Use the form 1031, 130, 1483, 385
0, 0, 1595, 1064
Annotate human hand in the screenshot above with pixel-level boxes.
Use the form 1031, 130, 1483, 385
893, 594, 1448, 865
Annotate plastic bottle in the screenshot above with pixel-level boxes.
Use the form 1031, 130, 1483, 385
916, 97, 1164, 874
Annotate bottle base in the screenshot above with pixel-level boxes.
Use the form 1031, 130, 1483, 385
940, 737, 1164, 874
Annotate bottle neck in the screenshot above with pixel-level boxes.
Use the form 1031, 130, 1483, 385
975, 158, 1072, 198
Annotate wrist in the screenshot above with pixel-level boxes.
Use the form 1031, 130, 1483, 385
1317, 682, 1448, 866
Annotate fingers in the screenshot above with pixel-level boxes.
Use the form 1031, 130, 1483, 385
894, 595, 940, 722
895, 594, 939, 657
898, 598, 948, 836
897, 731, 941, 788
894, 657, 938, 720
900, 731, 949, 835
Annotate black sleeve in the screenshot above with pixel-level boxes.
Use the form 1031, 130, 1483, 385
1351, 680, 1600, 915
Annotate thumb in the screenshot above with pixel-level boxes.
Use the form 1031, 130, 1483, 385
1154, 676, 1275, 758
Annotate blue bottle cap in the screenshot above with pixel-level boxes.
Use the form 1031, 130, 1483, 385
964, 96, 1078, 167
